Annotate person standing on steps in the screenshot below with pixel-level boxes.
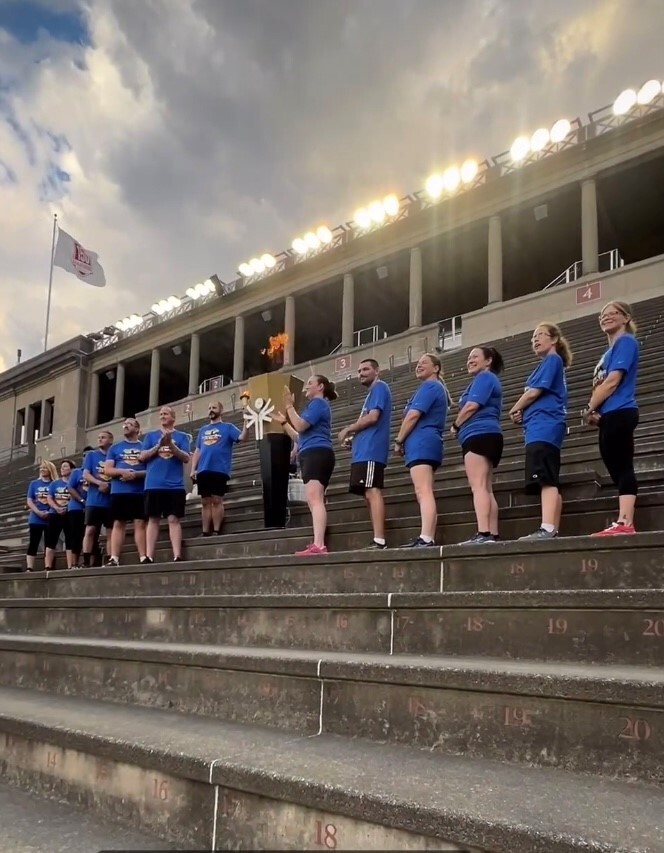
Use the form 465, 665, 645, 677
584, 301, 640, 536
274, 375, 337, 556
338, 358, 392, 550
65, 447, 91, 570
190, 401, 248, 537
44, 459, 74, 570
25, 460, 57, 571
81, 431, 114, 567
104, 418, 147, 566
394, 353, 449, 548
509, 322, 572, 541
452, 346, 504, 545
140, 406, 191, 564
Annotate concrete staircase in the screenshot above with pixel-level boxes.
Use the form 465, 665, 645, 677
0, 296, 663, 850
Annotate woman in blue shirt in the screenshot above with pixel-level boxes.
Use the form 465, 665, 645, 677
394, 353, 449, 548
44, 459, 74, 571
584, 301, 640, 536
276, 374, 337, 556
451, 346, 504, 544
25, 460, 57, 571
509, 322, 573, 540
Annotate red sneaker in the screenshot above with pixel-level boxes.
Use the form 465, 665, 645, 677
591, 522, 636, 537
295, 543, 329, 556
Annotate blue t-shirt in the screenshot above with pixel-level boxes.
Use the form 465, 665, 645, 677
107, 440, 146, 495
522, 352, 568, 448
457, 371, 502, 444
403, 379, 448, 467
27, 478, 50, 526
196, 422, 242, 476
142, 430, 191, 490
299, 398, 333, 453
352, 380, 393, 466
48, 478, 70, 514
67, 468, 87, 512
83, 449, 112, 508
594, 334, 639, 415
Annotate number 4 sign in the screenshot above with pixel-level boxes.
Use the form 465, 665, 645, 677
576, 281, 601, 305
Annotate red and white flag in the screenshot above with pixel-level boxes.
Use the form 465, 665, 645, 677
53, 228, 106, 287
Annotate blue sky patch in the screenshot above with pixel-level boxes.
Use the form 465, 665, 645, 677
0, 0, 88, 46
0, 161, 17, 184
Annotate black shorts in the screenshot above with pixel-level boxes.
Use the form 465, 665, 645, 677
196, 471, 230, 498
300, 448, 335, 488
64, 510, 85, 553
462, 434, 504, 469
406, 459, 440, 472
349, 461, 386, 495
145, 489, 186, 519
525, 442, 561, 494
111, 493, 147, 522
84, 505, 112, 530
44, 513, 66, 550
26, 523, 46, 557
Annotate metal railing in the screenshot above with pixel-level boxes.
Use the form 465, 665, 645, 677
543, 249, 624, 290
198, 374, 232, 394
330, 325, 386, 354
437, 315, 463, 351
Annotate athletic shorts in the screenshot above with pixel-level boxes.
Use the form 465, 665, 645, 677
196, 471, 230, 498
44, 513, 66, 550
406, 459, 441, 472
349, 461, 386, 495
525, 442, 561, 494
84, 505, 112, 530
299, 448, 335, 488
144, 489, 186, 519
111, 493, 147, 522
64, 510, 85, 553
462, 434, 504, 469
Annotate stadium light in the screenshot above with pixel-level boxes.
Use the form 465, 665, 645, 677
425, 173, 444, 200
304, 231, 321, 250
460, 159, 479, 184
291, 237, 307, 255
637, 79, 661, 105
383, 194, 400, 217
530, 128, 550, 152
261, 253, 276, 269
316, 225, 333, 244
238, 262, 253, 277
368, 200, 386, 223
354, 207, 372, 229
442, 166, 460, 193
550, 118, 572, 144
186, 279, 216, 300
510, 135, 530, 163
613, 88, 637, 116
115, 314, 142, 332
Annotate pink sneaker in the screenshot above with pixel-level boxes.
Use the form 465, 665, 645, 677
591, 521, 636, 537
295, 543, 329, 556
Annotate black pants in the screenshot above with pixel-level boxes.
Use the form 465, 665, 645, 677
26, 524, 46, 556
258, 434, 291, 528
598, 408, 639, 496
64, 511, 85, 554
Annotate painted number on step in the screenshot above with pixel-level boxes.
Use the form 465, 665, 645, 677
509, 562, 525, 575
336, 614, 349, 630
619, 717, 652, 741
547, 617, 568, 635
46, 751, 57, 768
393, 566, 406, 579
642, 618, 664, 638
465, 615, 493, 632
315, 820, 338, 849
504, 707, 533, 728
580, 558, 599, 573
152, 778, 169, 801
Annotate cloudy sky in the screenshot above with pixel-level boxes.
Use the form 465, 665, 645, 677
1, 0, 662, 370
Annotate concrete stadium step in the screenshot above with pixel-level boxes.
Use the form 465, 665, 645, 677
0, 689, 661, 853
0, 638, 662, 784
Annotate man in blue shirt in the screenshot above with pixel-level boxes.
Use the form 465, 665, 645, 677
65, 446, 92, 570
104, 418, 147, 566
338, 359, 393, 549
190, 401, 248, 537
82, 431, 114, 567
139, 406, 191, 563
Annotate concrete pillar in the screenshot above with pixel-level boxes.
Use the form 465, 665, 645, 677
88, 372, 99, 427
26, 406, 37, 445
233, 316, 245, 383
113, 363, 125, 420
284, 296, 295, 368
39, 401, 49, 438
149, 348, 160, 409
188, 332, 200, 395
581, 178, 599, 275
341, 272, 355, 350
409, 246, 423, 328
487, 215, 503, 304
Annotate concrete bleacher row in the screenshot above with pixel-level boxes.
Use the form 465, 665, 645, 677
0, 297, 661, 850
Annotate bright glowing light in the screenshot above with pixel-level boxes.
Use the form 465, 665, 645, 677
202, 279, 215, 293
613, 88, 637, 115
316, 225, 333, 244
510, 136, 530, 162
354, 207, 372, 229
383, 194, 400, 217
151, 303, 162, 315
186, 288, 197, 299
292, 237, 307, 254
637, 79, 661, 105
530, 128, 550, 152
250, 257, 265, 274
549, 119, 571, 144
442, 166, 460, 192
368, 200, 386, 223
304, 231, 321, 250
239, 262, 254, 276
167, 296, 181, 308
425, 173, 444, 200
261, 253, 276, 268
460, 159, 478, 184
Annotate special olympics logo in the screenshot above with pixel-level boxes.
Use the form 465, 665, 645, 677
72, 242, 93, 277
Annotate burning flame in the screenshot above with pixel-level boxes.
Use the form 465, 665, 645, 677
261, 332, 289, 362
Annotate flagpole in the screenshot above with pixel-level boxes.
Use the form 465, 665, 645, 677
43, 213, 58, 352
